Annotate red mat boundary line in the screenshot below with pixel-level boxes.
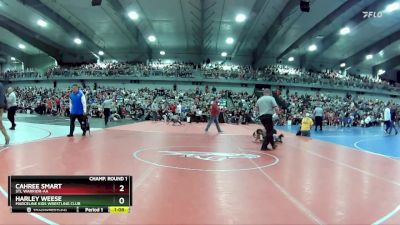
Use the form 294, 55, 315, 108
280, 134, 400, 224
237, 146, 324, 225
280, 139, 400, 187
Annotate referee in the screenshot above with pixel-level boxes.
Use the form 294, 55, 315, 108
256, 89, 279, 151
313, 103, 323, 131
102, 93, 113, 126
67, 84, 87, 137
6, 87, 17, 130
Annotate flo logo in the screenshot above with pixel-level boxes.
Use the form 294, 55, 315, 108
362, 11, 383, 18
160, 151, 260, 161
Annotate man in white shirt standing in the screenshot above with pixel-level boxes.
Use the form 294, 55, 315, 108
176, 101, 182, 119
313, 103, 324, 131
196, 108, 202, 123
364, 114, 372, 127
7, 87, 17, 130
256, 89, 279, 151
102, 93, 113, 126
384, 102, 392, 135
151, 101, 159, 121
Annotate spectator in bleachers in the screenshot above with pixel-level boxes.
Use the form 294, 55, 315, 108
7, 84, 399, 132
390, 104, 398, 135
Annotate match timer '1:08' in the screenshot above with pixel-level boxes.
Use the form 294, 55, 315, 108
8, 176, 132, 213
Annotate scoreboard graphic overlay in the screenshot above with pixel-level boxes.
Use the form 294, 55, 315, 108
8, 176, 132, 213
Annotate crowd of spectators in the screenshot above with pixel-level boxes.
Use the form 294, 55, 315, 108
201, 64, 398, 91
2, 61, 399, 92
44, 61, 196, 79
12, 84, 398, 130
147, 61, 196, 78
45, 62, 137, 77
12, 86, 259, 124
0, 68, 40, 79
281, 92, 396, 127
227, 89, 399, 128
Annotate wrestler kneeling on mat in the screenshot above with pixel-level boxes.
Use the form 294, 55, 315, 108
253, 129, 284, 144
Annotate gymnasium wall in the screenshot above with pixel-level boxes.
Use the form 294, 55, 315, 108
25, 54, 57, 74
2, 62, 24, 72
380, 70, 397, 82
143, 47, 256, 66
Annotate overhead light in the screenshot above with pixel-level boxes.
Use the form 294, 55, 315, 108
37, 19, 47, 27
288, 57, 294, 62
340, 62, 346, 68
385, 2, 400, 13
98, 51, 104, 56
74, 38, 82, 45
160, 51, 165, 55
148, 35, 156, 42
339, 27, 350, 35
221, 52, 228, 57
128, 11, 139, 20
10, 57, 15, 61
379, 50, 384, 56
18, 44, 26, 49
365, 54, 373, 60
226, 37, 234, 45
235, 14, 246, 23
308, 44, 317, 52
377, 69, 386, 75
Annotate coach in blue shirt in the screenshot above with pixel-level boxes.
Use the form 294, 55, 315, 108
67, 84, 87, 137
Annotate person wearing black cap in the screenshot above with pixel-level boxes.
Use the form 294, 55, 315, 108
0, 83, 10, 145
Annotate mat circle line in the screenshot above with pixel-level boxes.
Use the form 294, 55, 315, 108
133, 145, 279, 172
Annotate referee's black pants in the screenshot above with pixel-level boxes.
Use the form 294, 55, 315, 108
260, 114, 274, 150
7, 106, 17, 128
315, 116, 323, 131
104, 108, 111, 126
